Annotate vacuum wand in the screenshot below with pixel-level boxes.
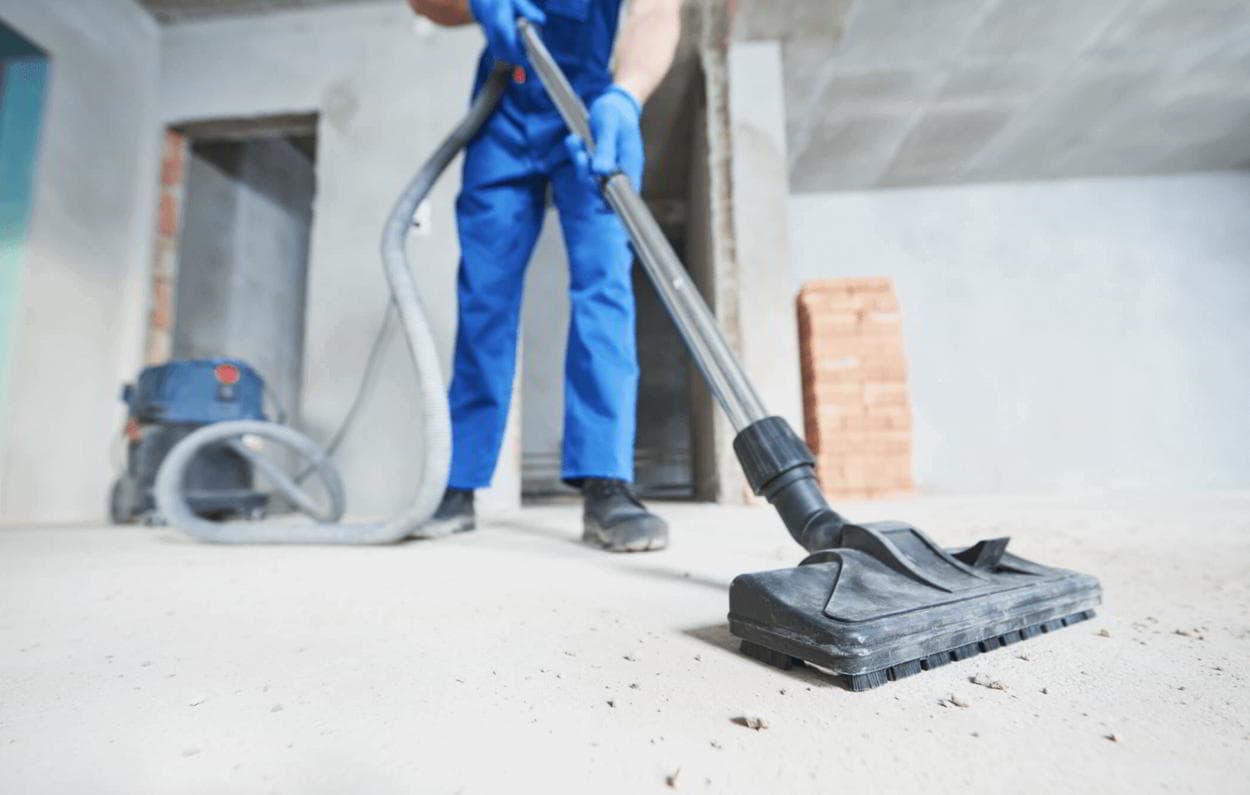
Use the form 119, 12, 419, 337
518, 19, 765, 432
518, 19, 845, 552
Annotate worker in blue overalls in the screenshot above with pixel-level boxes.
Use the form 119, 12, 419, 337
409, 0, 682, 551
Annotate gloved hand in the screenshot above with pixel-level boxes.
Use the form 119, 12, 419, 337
564, 85, 644, 192
468, 0, 546, 65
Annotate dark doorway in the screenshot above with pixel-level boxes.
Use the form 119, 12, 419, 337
169, 117, 317, 424
517, 216, 695, 500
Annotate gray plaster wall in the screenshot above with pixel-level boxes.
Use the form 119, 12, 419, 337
173, 138, 314, 420
0, 0, 161, 524
789, 171, 1250, 494
158, 4, 523, 516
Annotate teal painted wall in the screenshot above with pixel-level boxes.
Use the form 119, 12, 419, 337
0, 21, 49, 446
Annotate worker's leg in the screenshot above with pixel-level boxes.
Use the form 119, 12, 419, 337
447, 131, 546, 489
549, 159, 639, 484
549, 161, 667, 552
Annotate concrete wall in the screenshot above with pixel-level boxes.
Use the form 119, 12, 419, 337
173, 138, 315, 419
158, 4, 523, 517
0, 0, 161, 524
789, 171, 1250, 494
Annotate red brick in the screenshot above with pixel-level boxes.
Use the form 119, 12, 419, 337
158, 191, 178, 237
810, 339, 904, 362
859, 310, 902, 333
149, 275, 174, 330
866, 405, 912, 430
798, 276, 914, 500
863, 382, 908, 407
161, 131, 186, 187
812, 430, 910, 456
808, 381, 863, 404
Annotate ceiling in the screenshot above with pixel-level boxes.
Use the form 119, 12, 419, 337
140, 0, 1250, 190
738, 0, 1250, 191
138, 0, 381, 24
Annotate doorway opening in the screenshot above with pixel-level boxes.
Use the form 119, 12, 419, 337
518, 207, 696, 501
149, 114, 318, 426
518, 47, 704, 501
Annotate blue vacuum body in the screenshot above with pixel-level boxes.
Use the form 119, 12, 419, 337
110, 359, 270, 524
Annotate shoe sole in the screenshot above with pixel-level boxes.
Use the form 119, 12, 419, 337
412, 515, 476, 539
581, 518, 669, 553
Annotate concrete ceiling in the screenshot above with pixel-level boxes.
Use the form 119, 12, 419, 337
140, 0, 1250, 189
738, 0, 1250, 191
138, 0, 380, 24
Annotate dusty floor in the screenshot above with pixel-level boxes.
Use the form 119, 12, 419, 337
1, 493, 1248, 794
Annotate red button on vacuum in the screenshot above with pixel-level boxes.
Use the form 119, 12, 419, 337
214, 363, 241, 385
513, 65, 526, 84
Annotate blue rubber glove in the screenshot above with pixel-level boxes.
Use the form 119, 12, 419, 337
563, 85, 644, 192
468, 0, 546, 65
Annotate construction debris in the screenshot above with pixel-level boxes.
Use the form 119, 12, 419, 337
970, 673, 1007, 691
732, 716, 769, 731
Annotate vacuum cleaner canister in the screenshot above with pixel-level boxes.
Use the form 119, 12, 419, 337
728, 521, 1102, 690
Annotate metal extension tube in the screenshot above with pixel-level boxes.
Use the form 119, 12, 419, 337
518, 20, 767, 433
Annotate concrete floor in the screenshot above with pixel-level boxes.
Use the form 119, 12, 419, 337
2, 493, 1248, 794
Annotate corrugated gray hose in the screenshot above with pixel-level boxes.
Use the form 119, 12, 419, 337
153, 64, 511, 544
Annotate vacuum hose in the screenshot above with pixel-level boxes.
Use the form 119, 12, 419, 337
153, 64, 512, 544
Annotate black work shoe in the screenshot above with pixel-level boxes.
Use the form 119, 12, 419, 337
419, 487, 476, 538
581, 478, 669, 553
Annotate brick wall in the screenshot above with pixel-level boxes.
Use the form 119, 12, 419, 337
145, 130, 186, 364
797, 277, 914, 500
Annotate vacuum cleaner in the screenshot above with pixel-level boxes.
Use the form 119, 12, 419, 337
111, 359, 269, 524
152, 20, 1102, 690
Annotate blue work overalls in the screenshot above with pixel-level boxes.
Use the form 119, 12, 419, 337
447, 0, 636, 489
